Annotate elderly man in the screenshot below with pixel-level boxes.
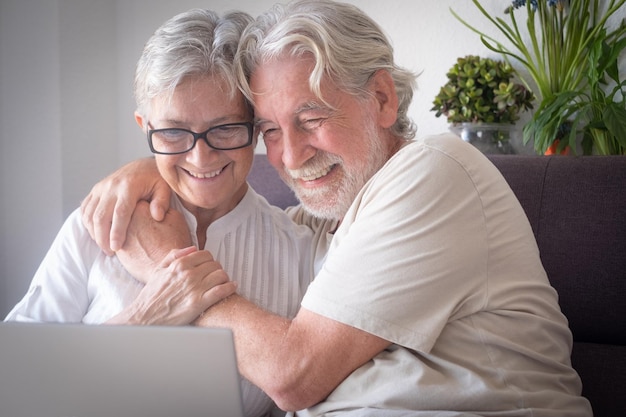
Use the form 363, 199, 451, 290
81, 1, 592, 416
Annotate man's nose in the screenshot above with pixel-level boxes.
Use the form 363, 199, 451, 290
280, 129, 316, 170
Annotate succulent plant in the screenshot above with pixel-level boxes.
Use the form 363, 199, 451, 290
432, 55, 534, 124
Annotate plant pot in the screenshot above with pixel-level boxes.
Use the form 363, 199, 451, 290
450, 123, 517, 155
544, 139, 571, 155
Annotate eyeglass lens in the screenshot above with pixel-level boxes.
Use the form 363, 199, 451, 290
150, 123, 251, 153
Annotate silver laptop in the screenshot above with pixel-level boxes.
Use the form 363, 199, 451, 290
0, 322, 244, 417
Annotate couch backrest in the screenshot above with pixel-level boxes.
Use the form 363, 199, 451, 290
487, 155, 626, 345
249, 153, 626, 416
248, 156, 298, 209
487, 155, 626, 417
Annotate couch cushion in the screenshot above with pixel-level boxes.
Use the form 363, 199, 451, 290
487, 155, 548, 234
571, 342, 626, 417
489, 155, 626, 346
538, 157, 626, 345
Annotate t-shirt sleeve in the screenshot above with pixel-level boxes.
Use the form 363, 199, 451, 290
301, 144, 493, 353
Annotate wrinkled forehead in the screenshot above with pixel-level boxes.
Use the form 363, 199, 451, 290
248, 53, 341, 113
147, 74, 251, 122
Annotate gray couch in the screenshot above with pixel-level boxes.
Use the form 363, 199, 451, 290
248, 153, 626, 417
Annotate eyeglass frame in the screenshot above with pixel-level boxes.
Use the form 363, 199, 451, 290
147, 121, 255, 154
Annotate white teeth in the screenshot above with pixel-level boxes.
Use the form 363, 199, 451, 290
188, 167, 223, 179
298, 165, 333, 181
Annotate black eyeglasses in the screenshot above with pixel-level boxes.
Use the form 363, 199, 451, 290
147, 122, 254, 154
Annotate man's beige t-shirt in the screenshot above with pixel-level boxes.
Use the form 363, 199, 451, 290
291, 134, 592, 417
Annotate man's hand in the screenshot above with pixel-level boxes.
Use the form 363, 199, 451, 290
107, 247, 237, 326
80, 158, 171, 255
116, 201, 192, 283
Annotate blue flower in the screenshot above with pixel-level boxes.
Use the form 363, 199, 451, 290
507, 0, 538, 13
510, 0, 564, 10
511, 0, 538, 10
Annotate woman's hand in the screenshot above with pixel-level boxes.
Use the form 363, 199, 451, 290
107, 247, 237, 326
80, 158, 172, 255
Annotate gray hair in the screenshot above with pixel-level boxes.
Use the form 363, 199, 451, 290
134, 8, 253, 115
236, 0, 417, 139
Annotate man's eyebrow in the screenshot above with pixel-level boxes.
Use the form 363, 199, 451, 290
294, 101, 328, 115
254, 102, 334, 126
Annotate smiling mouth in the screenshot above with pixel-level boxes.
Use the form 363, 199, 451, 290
186, 165, 225, 179
296, 164, 337, 182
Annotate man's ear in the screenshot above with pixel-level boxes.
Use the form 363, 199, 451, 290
134, 111, 146, 130
370, 70, 399, 129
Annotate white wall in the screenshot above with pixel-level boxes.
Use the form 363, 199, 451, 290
1, 0, 63, 316
1, 0, 616, 316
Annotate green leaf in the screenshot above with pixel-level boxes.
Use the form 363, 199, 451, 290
604, 37, 626, 83
603, 103, 626, 147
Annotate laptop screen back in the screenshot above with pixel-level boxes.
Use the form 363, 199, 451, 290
0, 322, 244, 417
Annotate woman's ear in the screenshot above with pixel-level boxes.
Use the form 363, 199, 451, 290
370, 70, 399, 129
134, 111, 146, 130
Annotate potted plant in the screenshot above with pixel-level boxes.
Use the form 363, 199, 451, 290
432, 55, 535, 154
526, 33, 626, 155
452, 0, 626, 155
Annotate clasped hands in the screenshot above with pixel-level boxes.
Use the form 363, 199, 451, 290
107, 201, 237, 326
81, 159, 236, 326
110, 243, 237, 326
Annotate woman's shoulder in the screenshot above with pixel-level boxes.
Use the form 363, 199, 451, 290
244, 188, 314, 237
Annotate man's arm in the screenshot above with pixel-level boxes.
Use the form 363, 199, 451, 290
113, 201, 386, 409
195, 296, 391, 411
80, 157, 172, 255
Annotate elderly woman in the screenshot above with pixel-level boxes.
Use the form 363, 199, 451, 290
5, 9, 313, 417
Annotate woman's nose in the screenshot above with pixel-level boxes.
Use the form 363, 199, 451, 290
186, 138, 215, 164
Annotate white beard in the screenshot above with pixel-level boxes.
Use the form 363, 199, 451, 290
283, 115, 389, 221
